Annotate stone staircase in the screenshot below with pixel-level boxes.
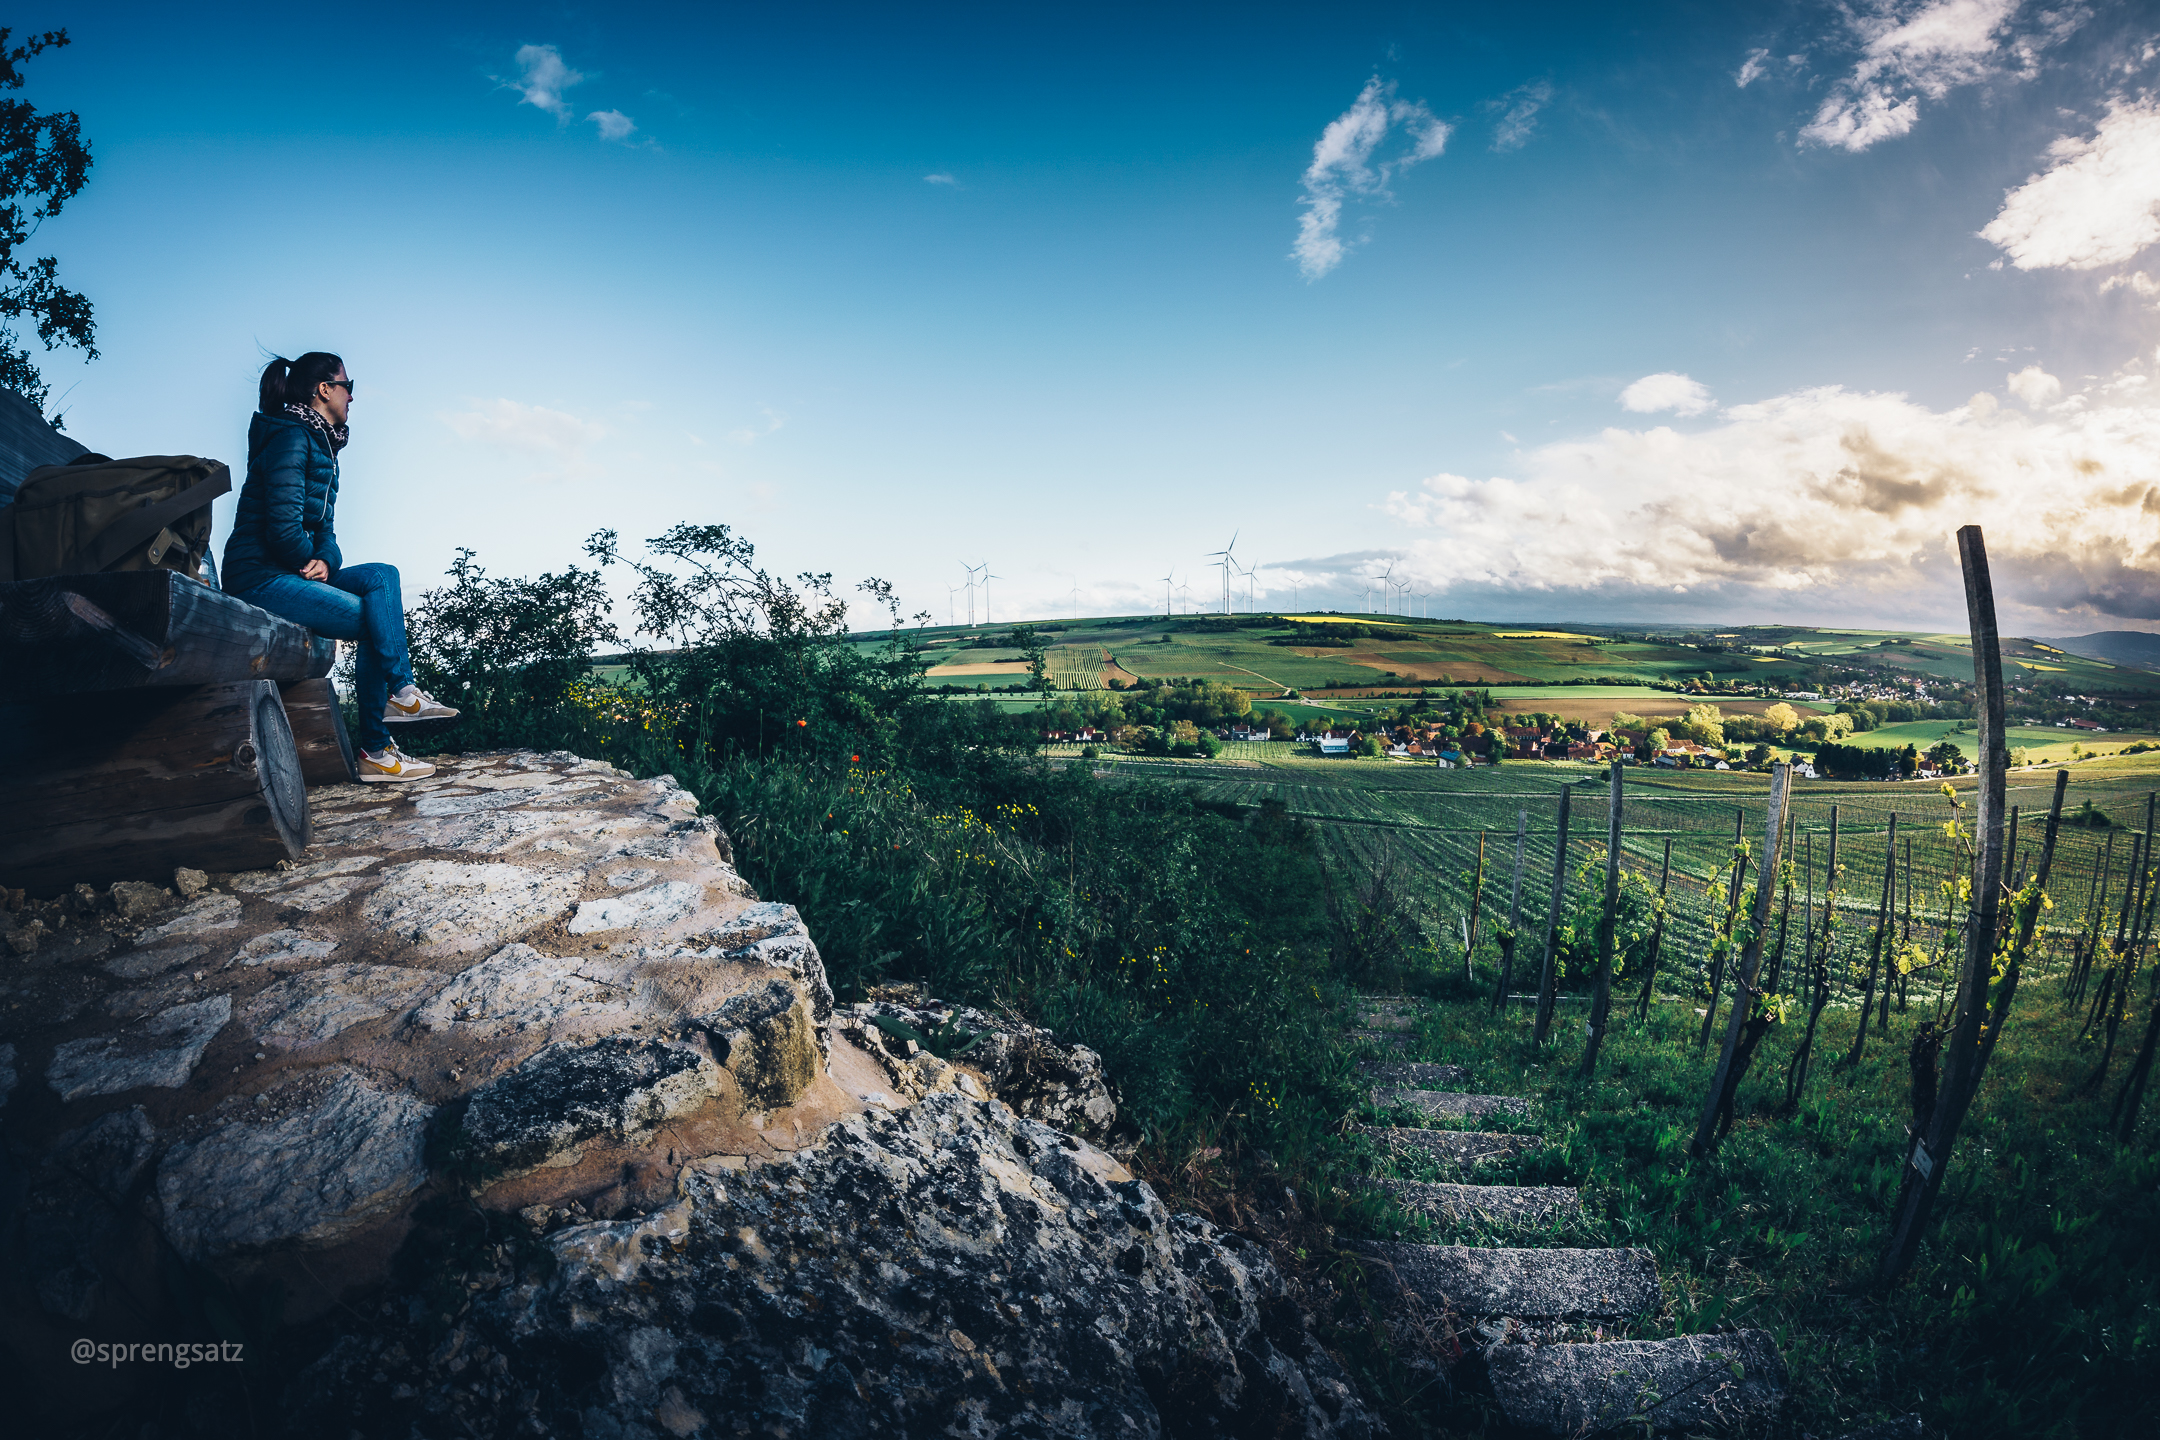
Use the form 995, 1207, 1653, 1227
1347, 995, 1789, 1435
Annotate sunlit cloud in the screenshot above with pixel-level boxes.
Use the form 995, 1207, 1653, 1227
1292, 76, 1452, 280
1981, 98, 2160, 271
1619, 372, 1716, 416
1489, 81, 1553, 152
506, 43, 583, 121
1374, 364, 2160, 627
1798, 0, 2084, 153
588, 109, 637, 142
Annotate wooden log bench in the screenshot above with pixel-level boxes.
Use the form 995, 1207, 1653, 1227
0, 571, 358, 894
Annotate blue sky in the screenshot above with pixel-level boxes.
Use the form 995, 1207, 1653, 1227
21, 1, 2160, 634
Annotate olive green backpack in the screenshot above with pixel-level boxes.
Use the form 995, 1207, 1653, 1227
0, 454, 230, 583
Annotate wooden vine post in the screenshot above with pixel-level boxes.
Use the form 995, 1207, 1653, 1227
1493, 808, 1528, 1012
1634, 838, 1674, 1022
1878, 525, 2011, 1286
1581, 760, 1624, 1077
1691, 762, 1792, 1156
1464, 829, 1488, 984
1844, 813, 1900, 1067
1532, 785, 1574, 1045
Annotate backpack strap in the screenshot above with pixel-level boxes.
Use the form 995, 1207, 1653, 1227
79, 465, 232, 574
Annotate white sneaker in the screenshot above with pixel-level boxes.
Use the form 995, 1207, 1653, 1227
385, 684, 460, 723
358, 744, 436, 782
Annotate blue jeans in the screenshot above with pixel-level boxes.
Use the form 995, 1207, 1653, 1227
233, 563, 413, 753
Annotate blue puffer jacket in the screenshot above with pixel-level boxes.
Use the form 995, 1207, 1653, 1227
221, 411, 342, 596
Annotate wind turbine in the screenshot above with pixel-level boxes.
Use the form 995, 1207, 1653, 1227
1176, 578, 1192, 614
960, 561, 982, 627
1160, 568, 1175, 618
1237, 559, 1257, 613
981, 569, 1001, 626
1377, 560, 1398, 616
1204, 531, 1238, 614
946, 583, 960, 627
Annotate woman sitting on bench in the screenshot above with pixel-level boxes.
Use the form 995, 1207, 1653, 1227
221, 351, 458, 781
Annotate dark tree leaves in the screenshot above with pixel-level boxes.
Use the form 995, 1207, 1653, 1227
0, 28, 95, 411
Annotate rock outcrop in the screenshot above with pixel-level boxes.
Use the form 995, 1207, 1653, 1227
288, 1093, 1376, 1439
1, 749, 1374, 1437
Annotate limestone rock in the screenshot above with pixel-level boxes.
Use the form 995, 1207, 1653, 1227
242, 963, 440, 1048
838, 998, 1119, 1141
410, 942, 619, 1037
46, 994, 231, 1101
459, 1036, 727, 1179
1363, 1060, 1474, 1089
699, 900, 835, 1023
157, 1067, 433, 1260
1373, 1179, 1582, 1228
134, 893, 240, 942
1374, 1088, 1532, 1123
107, 880, 170, 922
286, 1092, 1379, 1439
358, 861, 583, 954
695, 978, 820, 1109
1355, 1125, 1543, 1174
567, 878, 702, 934
19, 1109, 157, 1320
1484, 1329, 1787, 1435
1356, 1242, 1660, 1320
173, 867, 209, 901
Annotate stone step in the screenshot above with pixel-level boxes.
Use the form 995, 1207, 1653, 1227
1348, 1029, 1409, 1047
1353, 1125, 1542, 1172
1354, 1011, 1418, 1031
1374, 1088, 1531, 1123
1361, 1060, 1472, 1090
1371, 1178, 1580, 1227
1484, 1329, 1788, 1435
1355, 1242, 1659, 1320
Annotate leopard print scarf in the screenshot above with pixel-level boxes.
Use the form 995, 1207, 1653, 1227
281, 402, 349, 454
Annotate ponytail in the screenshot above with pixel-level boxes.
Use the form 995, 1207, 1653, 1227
259, 351, 345, 412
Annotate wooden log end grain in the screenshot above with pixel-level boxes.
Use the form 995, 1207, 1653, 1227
0, 679, 311, 895
279, 677, 359, 785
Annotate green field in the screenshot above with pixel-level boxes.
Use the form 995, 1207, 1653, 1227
1062, 742, 2160, 1000
1847, 719, 2152, 766
882, 613, 2160, 722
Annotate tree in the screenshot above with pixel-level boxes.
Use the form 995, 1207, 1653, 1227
0, 29, 95, 411
1683, 702, 1726, 749
1006, 625, 1051, 695
1647, 727, 1671, 751
1763, 702, 1800, 733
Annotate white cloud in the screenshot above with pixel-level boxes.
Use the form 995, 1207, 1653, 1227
924, 172, 959, 186
587, 109, 637, 142
1490, 81, 1553, 152
1619, 372, 1716, 416
1798, 1, 2083, 153
1293, 76, 1453, 280
508, 43, 583, 121
1981, 98, 2160, 271
2006, 364, 2062, 404
2101, 269, 2160, 302
441, 399, 607, 457
728, 406, 787, 445
1737, 48, 1774, 88
1373, 370, 2160, 625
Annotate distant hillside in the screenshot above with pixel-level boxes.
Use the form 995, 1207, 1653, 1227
2039, 632, 2160, 672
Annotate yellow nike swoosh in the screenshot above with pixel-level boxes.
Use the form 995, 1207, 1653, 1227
389, 698, 421, 714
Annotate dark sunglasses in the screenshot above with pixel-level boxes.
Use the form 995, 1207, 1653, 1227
323, 377, 354, 394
